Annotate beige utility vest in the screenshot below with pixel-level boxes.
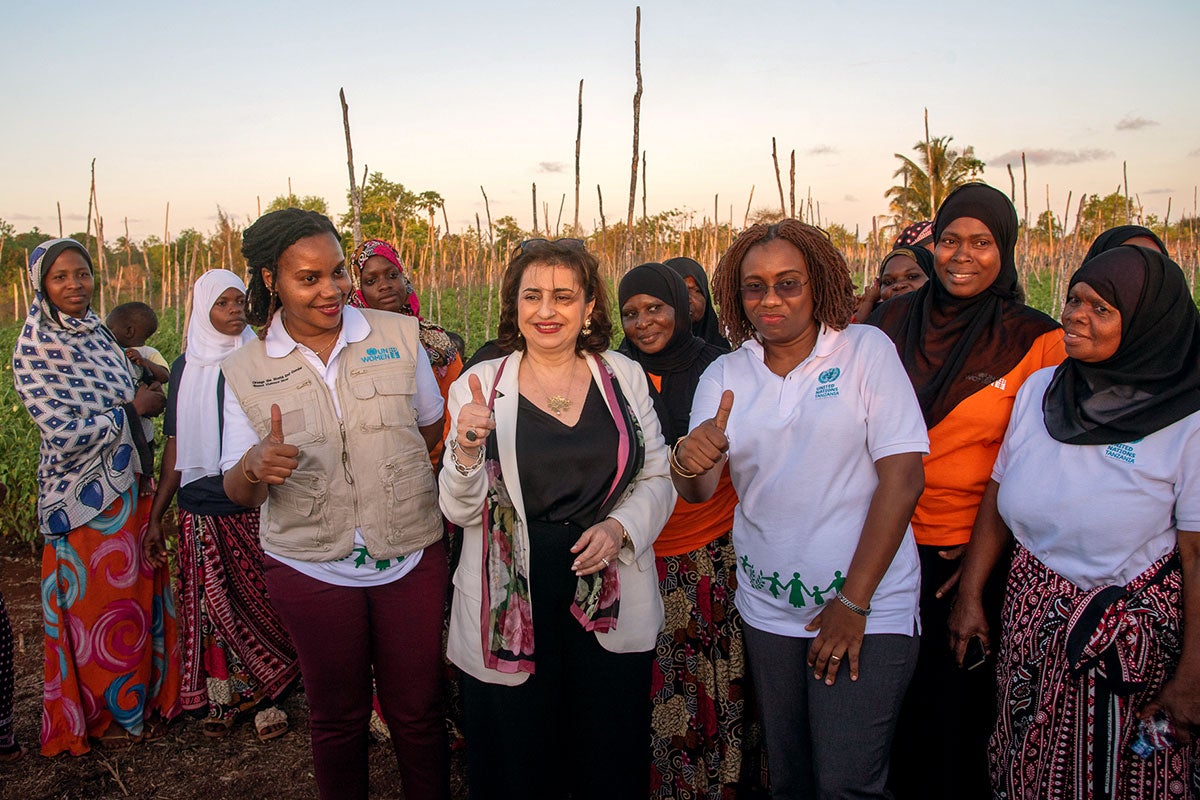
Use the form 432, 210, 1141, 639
221, 309, 442, 562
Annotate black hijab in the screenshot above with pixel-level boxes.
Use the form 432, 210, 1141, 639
664, 256, 730, 352
618, 262, 725, 444
1043, 246, 1200, 444
1083, 225, 1168, 264
868, 183, 1059, 428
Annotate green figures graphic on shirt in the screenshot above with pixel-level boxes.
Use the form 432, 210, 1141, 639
339, 545, 406, 571
739, 554, 845, 608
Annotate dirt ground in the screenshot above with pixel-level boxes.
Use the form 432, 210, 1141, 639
0, 539, 468, 800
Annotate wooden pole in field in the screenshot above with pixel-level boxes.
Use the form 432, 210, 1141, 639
641, 151, 648, 224
772, 137, 785, 216
626, 6, 643, 271
743, 186, 755, 229
1123, 161, 1131, 224
1021, 153, 1029, 267
85, 159, 96, 256
574, 79, 583, 234
597, 185, 608, 265
789, 150, 796, 219
57, 202, 63, 238
556, 194, 566, 238
532, 183, 538, 234
339, 88, 362, 248
924, 109, 935, 214
1007, 163, 1016, 203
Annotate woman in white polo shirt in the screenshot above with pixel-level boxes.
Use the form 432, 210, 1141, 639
949, 245, 1200, 799
672, 219, 928, 799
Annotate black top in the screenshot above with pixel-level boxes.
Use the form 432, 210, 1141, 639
164, 354, 245, 517
516, 380, 617, 529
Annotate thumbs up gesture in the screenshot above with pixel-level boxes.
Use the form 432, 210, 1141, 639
675, 390, 734, 477
455, 373, 496, 454
245, 403, 301, 485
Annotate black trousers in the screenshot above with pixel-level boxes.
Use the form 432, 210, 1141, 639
889, 543, 1009, 800
461, 520, 653, 800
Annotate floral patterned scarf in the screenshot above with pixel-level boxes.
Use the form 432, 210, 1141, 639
480, 354, 645, 674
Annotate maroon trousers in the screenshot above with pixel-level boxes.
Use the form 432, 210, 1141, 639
264, 538, 449, 800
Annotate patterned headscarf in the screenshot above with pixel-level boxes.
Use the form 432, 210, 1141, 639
12, 239, 142, 536
895, 220, 934, 249
349, 239, 459, 374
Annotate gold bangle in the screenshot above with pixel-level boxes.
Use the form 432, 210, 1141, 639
240, 449, 262, 485
668, 438, 698, 479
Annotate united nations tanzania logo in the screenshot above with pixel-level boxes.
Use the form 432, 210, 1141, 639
818, 367, 840, 384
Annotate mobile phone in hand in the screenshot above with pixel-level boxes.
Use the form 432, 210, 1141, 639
963, 636, 987, 671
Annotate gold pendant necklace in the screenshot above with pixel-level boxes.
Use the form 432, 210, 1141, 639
530, 359, 578, 416
284, 318, 342, 359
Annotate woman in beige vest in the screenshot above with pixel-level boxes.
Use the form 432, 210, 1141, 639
219, 209, 449, 800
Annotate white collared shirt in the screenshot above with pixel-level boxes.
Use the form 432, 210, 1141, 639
220, 306, 444, 586
690, 324, 929, 637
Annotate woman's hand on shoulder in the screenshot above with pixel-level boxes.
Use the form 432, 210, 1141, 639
675, 390, 734, 477
132, 382, 166, 417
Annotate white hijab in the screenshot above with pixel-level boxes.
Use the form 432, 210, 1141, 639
175, 269, 255, 485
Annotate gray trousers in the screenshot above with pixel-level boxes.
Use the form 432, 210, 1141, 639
744, 624, 919, 800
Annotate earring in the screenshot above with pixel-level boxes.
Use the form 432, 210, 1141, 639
582, 318, 592, 336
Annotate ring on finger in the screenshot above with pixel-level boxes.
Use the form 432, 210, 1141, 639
465, 429, 478, 442
601, 557, 610, 567
829, 655, 841, 661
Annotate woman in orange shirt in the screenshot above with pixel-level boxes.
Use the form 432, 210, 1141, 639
618, 262, 745, 799
869, 183, 1065, 799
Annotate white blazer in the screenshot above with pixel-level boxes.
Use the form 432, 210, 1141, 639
439, 348, 674, 686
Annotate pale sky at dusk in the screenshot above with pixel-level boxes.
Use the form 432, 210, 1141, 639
3, 0, 1198, 242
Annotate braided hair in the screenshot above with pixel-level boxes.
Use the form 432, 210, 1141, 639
711, 219, 856, 347
242, 208, 340, 337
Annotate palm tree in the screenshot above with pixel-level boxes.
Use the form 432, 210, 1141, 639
885, 136, 985, 223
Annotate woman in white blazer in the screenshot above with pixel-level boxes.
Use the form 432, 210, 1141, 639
440, 239, 673, 800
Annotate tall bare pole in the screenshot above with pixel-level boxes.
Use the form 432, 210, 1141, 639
597, 185, 608, 265
1123, 161, 1131, 223
574, 79, 583, 234
57, 202, 63, 238
85, 159, 96, 255
1007, 163, 1017, 203
789, 150, 796, 219
924, 108, 935, 214
641, 151, 648, 223
480, 186, 494, 249
626, 6, 643, 270
743, 186, 755, 229
339, 88, 362, 247
1021, 153, 1030, 263
532, 183, 538, 234
772, 137, 786, 216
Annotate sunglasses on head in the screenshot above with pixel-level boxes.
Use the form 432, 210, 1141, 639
517, 238, 587, 253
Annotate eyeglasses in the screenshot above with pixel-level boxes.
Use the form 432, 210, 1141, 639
738, 278, 808, 301
517, 238, 586, 253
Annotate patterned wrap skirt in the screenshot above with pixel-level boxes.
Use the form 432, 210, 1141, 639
177, 509, 298, 719
991, 542, 1195, 799
650, 532, 748, 800
40, 486, 181, 756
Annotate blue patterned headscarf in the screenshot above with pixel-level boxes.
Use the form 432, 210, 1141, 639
12, 238, 142, 536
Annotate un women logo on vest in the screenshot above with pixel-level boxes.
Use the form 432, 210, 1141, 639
818, 367, 840, 384
361, 346, 403, 363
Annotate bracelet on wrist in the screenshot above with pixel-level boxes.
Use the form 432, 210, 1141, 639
668, 438, 698, 479
449, 439, 485, 476
835, 590, 871, 617
240, 449, 262, 485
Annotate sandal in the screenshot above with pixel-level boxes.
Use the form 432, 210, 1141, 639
141, 714, 170, 744
202, 716, 235, 740
0, 742, 25, 762
254, 706, 288, 742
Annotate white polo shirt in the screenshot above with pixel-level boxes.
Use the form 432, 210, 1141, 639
690, 324, 928, 637
220, 305, 444, 587
994, 367, 1200, 590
